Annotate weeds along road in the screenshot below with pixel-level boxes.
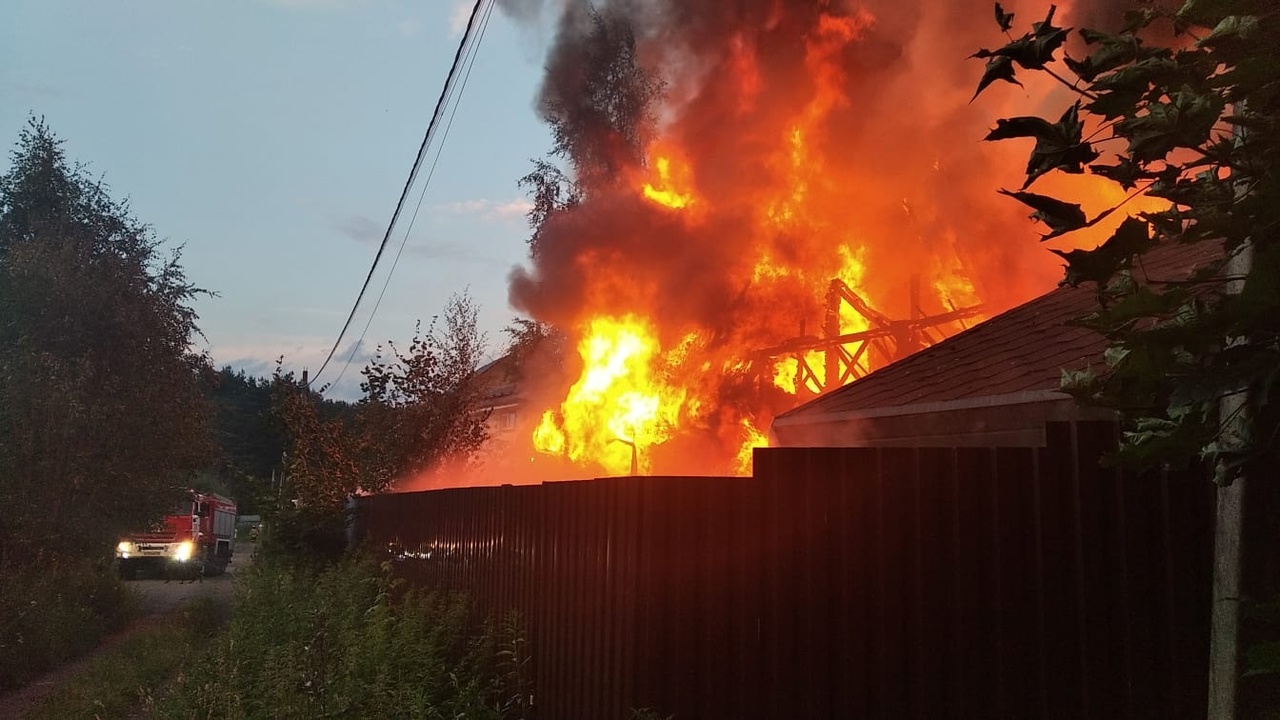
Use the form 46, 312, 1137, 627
0, 543, 255, 719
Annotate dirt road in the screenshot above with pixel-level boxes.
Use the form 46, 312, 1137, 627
131, 543, 253, 614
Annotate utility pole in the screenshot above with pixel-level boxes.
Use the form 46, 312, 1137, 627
1207, 102, 1252, 720
1208, 240, 1252, 720
612, 437, 639, 476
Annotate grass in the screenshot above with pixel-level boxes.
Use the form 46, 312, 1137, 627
19, 556, 534, 719
0, 559, 139, 691
24, 598, 224, 720
156, 555, 530, 720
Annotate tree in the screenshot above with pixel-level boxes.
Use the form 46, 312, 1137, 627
520, 6, 664, 255
518, 159, 581, 256
972, 2, 1279, 712
203, 366, 289, 514
358, 292, 490, 487
267, 293, 489, 560
0, 118, 213, 565
267, 368, 362, 562
539, 6, 663, 189
503, 316, 569, 378
972, 2, 1278, 482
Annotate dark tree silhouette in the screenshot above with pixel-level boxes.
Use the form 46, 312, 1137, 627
0, 118, 213, 565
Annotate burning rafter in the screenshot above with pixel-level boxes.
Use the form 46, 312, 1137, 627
759, 276, 984, 396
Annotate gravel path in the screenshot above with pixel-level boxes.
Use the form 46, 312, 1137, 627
0, 544, 254, 719
132, 548, 248, 615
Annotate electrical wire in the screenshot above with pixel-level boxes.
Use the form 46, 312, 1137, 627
328, 0, 495, 389
310, 0, 490, 388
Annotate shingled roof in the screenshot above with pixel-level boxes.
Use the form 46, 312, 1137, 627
775, 241, 1221, 423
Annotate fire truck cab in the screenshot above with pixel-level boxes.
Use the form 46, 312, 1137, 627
115, 491, 237, 580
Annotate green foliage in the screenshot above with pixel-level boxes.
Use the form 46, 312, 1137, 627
260, 370, 361, 564
0, 118, 214, 565
1246, 641, 1280, 677
1244, 596, 1280, 677
159, 556, 528, 719
265, 293, 487, 562
203, 367, 290, 514
0, 559, 138, 690
359, 292, 490, 487
25, 598, 224, 720
0, 119, 210, 693
208, 368, 282, 477
986, 103, 1100, 187
973, 2, 1280, 482
971, 5, 1070, 98
998, 189, 1088, 239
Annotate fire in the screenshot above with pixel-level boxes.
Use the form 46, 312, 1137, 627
532, 316, 687, 476
531, 410, 565, 456
496, 1, 1167, 480
836, 245, 873, 337
767, 127, 810, 225
752, 253, 795, 283
772, 358, 798, 394
642, 156, 694, 209
734, 417, 770, 476
533, 312, 787, 475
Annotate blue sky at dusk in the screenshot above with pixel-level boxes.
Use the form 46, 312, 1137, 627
1, 0, 553, 397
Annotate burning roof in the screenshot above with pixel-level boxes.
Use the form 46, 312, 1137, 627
481, 0, 1170, 480
770, 238, 1225, 449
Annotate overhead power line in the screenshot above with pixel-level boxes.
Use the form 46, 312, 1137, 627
327, 0, 496, 390
310, 0, 491, 389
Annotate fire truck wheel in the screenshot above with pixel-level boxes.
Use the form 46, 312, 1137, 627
118, 559, 137, 581
201, 550, 224, 577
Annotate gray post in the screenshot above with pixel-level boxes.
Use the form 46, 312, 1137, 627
1207, 105, 1253, 720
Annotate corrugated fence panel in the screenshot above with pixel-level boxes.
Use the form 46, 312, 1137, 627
916, 446, 959, 720
1039, 421, 1088, 720
954, 446, 1001, 717
1076, 422, 1127, 719
355, 421, 1214, 719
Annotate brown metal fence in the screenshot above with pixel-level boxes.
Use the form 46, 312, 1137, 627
355, 421, 1215, 719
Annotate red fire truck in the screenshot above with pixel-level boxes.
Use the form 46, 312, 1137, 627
115, 491, 237, 579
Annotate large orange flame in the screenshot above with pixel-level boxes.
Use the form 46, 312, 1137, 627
532, 316, 689, 475
490, 1, 1169, 482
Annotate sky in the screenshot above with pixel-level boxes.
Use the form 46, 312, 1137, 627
1, 0, 554, 397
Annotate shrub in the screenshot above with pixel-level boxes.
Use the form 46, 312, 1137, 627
159, 555, 527, 719
0, 558, 137, 691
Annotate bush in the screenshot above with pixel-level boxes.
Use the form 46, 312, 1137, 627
251, 501, 350, 569
158, 555, 528, 719
0, 558, 137, 691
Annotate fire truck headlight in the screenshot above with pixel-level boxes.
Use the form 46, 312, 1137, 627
173, 541, 195, 562
116, 541, 133, 557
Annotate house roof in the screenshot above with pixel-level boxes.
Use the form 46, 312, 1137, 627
475, 353, 521, 401
775, 241, 1222, 423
